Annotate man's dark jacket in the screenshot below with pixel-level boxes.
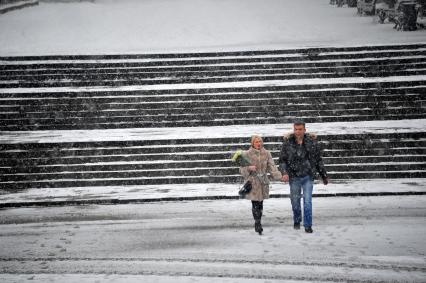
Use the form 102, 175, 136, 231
278, 133, 327, 180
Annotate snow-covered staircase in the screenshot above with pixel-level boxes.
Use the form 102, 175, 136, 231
0, 43, 425, 192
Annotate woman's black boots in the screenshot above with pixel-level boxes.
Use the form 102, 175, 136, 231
252, 201, 263, 235
254, 221, 263, 235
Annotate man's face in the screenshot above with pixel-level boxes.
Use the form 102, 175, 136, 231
293, 124, 306, 139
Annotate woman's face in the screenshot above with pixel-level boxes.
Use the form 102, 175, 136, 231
253, 138, 262, 150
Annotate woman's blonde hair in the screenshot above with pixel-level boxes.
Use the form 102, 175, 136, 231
251, 135, 263, 147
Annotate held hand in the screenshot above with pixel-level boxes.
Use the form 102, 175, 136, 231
282, 174, 289, 182
248, 165, 257, 172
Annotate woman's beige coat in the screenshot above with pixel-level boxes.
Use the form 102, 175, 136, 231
239, 147, 282, 201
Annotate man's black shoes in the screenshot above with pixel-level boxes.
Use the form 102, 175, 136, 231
293, 223, 314, 233
293, 223, 313, 233
305, 226, 313, 233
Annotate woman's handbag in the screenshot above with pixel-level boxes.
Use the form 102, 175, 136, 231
238, 180, 252, 197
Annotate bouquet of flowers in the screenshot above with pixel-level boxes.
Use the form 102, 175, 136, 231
231, 150, 252, 167
231, 150, 253, 197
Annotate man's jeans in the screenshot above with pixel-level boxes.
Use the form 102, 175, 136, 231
289, 175, 313, 227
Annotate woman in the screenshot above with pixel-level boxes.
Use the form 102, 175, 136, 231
239, 135, 282, 235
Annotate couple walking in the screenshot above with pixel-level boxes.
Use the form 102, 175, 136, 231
239, 121, 329, 235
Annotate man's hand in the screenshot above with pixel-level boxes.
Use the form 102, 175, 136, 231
322, 177, 329, 185
248, 165, 257, 172
282, 174, 289, 182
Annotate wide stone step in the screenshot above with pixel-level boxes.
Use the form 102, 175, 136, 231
2, 61, 425, 80
0, 0, 38, 15
1, 46, 425, 69
2, 163, 425, 182
2, 112, 424, 131
2, 87, 422, 106
2, 96, 421, 115
3, 43, 426, 60
2, 70, 426, 88
1, 132, 424, 153
1, 171, 424, 191
1, 102, 421, 119
2, 151, 424, 169
1, 139, 424, 160
1, 79, 424, 98
2, 59, 425, 78
1, 159, 425, 175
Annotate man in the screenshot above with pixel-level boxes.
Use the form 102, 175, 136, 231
278, 121, 329, 233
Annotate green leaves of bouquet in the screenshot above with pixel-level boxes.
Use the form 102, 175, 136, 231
231, 150, 251, 167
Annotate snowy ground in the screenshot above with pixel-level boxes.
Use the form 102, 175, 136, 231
0, 0, 425, 56
1, 196, 425, 282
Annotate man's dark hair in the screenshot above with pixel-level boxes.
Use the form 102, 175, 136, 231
293, 120, 305, 127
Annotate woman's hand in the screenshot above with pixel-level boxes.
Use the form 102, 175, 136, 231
248, 165, 257, 172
